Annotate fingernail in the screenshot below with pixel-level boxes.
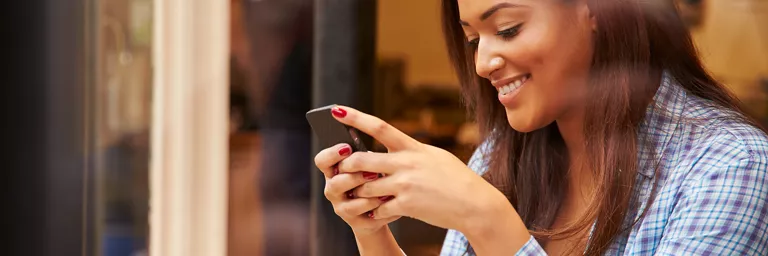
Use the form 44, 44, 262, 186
338, 146, 352, 156
347, 192, 355, 199
367, 211, 375, 219
379, 196, 393, 202
331, 107, 347, 118
363, 172, 378, 180
333, 166, 339, 176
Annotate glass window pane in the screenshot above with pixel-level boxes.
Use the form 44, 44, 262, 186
91, 0, 153, 255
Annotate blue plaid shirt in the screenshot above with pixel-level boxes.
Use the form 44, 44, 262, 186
441, 76, 768, 255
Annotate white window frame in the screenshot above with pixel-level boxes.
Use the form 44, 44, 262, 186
150, 0, 230, 255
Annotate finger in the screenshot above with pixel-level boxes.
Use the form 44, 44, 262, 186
330, 105, 420, 151
374, 216, 401, 224
353, 175, 400, 198
314, 143, 354, 178
324, 172, 379, 202
337, 151, 399, 175
350, 215, 401, 231
334, 197, 383, 218
370, 198, 405, 220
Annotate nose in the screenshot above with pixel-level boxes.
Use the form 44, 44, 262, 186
475, 43, 505, 79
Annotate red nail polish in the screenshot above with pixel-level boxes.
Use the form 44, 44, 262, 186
333, 166, 339, 176
363, 172, 378, 180
331, 107, 347, 118
367, 211, 375, 219
379, 196, 393, 202
338, 146, 352, 156
347, 192, 355, 199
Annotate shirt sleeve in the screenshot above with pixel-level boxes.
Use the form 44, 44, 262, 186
441, 231, 546, 255
515, 236, 547, 255
654, 154, 768, 255
440, 229, 471, 256
466, 140, 491, 176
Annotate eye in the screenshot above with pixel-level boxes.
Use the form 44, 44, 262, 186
466, 24, 523, 51
497, 24, 523, 40
467, 38, 480, 49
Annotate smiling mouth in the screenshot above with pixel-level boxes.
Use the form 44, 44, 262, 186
496, 74, 531, 96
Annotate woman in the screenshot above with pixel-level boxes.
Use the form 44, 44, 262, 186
313, 0, 768, 255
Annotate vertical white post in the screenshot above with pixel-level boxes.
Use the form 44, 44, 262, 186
150, 0, 230, 255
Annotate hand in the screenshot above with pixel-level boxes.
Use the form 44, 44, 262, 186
314, 142, 400, 236
329, 106, 514, 233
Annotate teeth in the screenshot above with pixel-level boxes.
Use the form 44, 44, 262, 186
497, 75, 529, 95
499, 85, 511, 95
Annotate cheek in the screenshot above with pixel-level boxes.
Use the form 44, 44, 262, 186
528, 26, 583, 81
501, 25, 591, 131
529, 21, 592, 101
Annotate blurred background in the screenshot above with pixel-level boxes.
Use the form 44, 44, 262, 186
8, 0, 767, 256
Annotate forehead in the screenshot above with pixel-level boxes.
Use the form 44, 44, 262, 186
458, 0, 501, 16
457, 0, 528, 22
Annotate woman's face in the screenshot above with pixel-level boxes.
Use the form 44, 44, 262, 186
458, 0, 596, 132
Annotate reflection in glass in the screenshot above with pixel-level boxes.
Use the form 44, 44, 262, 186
92, 0, 153, 255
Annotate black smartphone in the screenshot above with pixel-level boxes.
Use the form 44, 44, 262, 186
306, 105, 369, 152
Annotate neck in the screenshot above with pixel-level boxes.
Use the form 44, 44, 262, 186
556, 105, 595, 197
556, 107, 586, 163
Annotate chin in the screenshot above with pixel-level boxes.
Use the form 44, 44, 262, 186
507, 119, 539, 133
505, 109, 548, 133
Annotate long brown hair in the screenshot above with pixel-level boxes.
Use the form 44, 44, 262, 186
441, 0, 765, 254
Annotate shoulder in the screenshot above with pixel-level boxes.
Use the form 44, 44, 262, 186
646, 95, 768, 254
663, 94, 768, 205
675, 95, 768, 171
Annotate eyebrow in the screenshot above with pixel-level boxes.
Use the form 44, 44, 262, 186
459, 2, 521, 26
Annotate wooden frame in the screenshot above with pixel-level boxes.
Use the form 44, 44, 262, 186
150, 0, 230, 255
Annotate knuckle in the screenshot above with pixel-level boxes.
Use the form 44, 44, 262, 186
355, 183, 370, 197
397, 156, 416, 170
395, 177, 413, 192
342, 153, 362, 172
314, 148, 337, 169
397, 199, 412, 214
333, 205, 344, 217
366, 197, 382, 208
335, 203, 352, 217
372, 120, 390, 135
385, 195, 407, 215
396, 195, 409, 209
323, 185, 333, 199
313, 153, 323, 167
372, 207, 385, 219
323, 181, 337, 199
345, 154, 358, 169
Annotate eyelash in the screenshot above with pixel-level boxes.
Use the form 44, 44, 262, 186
467, 24, 523, 49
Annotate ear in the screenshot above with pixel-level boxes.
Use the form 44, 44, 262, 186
576, 0, 597, 32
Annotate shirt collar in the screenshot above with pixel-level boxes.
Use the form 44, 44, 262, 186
636, 73, 687, 178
